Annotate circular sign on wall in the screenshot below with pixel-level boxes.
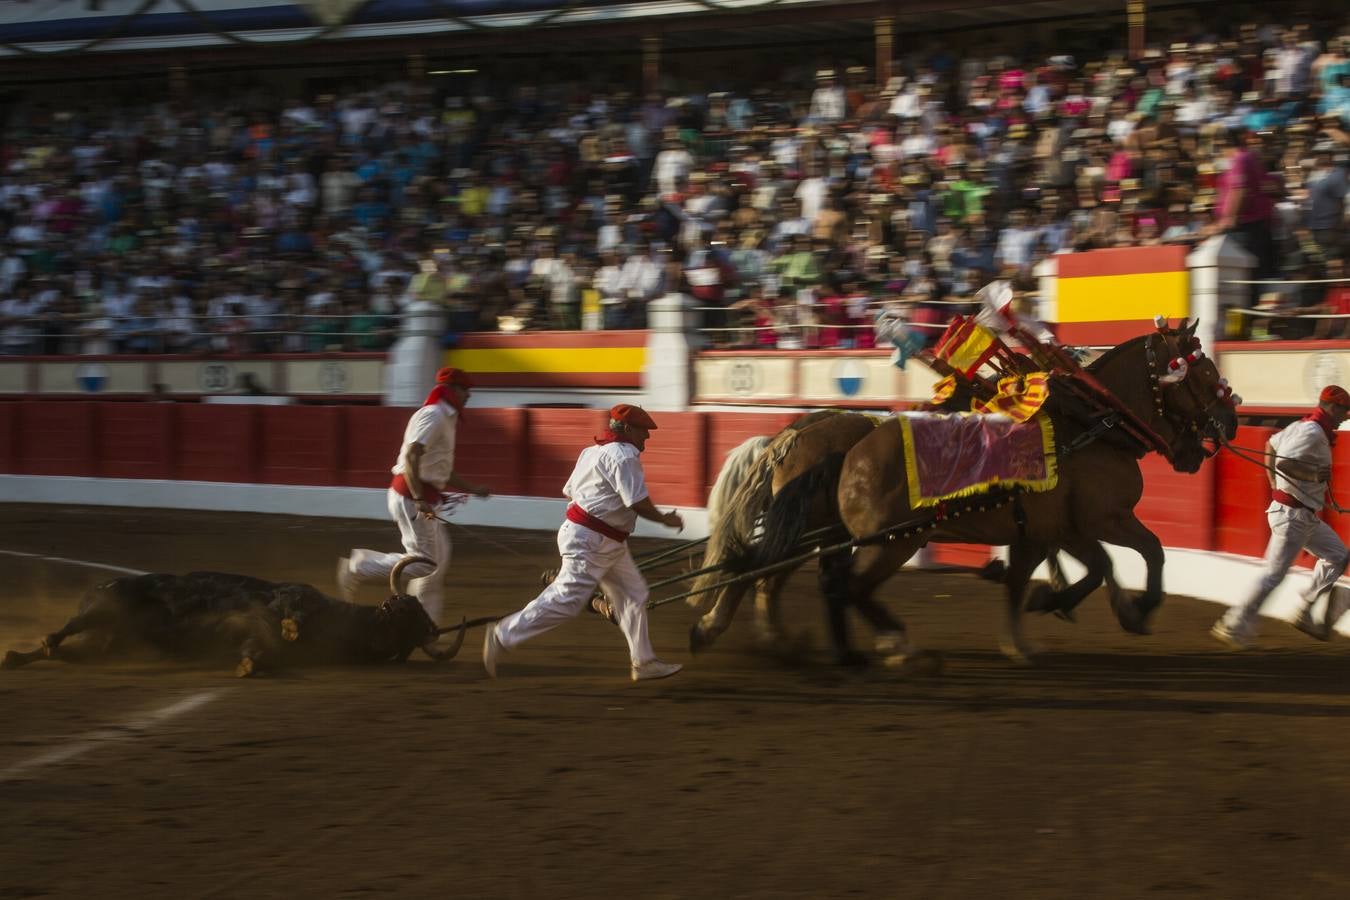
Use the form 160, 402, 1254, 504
1304, 352, 1347, 402
199, 362, 234, 393
75, 362, 108, 393
832, 359, 866, 397
727, 361, 758, 396
318, 361, 349, 393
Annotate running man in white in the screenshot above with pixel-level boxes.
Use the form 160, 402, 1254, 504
1213, 384, 1350, 648
338, 367, 491, 627
484, 403, 684, 682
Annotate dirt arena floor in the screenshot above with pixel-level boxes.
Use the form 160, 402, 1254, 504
3, 503, 1350, 898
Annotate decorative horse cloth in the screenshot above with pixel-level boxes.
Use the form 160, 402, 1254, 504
899, 411, 1058, 508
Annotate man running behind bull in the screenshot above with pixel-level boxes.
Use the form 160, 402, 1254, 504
1212, 385, 1350, 648
338, 367, 491, 627
483, 403, 684, 682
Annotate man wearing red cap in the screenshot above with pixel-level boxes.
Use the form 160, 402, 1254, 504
1213, 385, 1350, 648
337, 367, 491, 628
484, 403, 685, 681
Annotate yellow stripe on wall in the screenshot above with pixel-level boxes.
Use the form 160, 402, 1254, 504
1057, 271, 1189, 323
443, 347, 647, 374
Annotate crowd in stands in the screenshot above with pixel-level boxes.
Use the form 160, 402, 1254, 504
1, 10, 1349, 357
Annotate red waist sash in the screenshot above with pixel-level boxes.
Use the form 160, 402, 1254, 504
566, 503, 629, 542
390, 473, 447, 504
1272, 489, 1310, 512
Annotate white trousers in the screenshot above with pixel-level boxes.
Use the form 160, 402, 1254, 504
1224, 505, 1350, 631
494, 520, 656, 667
349, 489, 452, 623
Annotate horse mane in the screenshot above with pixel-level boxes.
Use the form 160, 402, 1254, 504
688, 423, 818, 610
706, 435, 772, 522
1084, 331, 1148, 374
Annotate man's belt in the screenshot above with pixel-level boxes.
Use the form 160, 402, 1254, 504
1272, 489, 1311, 512
390, 473, 447, 505
566, 503, 630, 542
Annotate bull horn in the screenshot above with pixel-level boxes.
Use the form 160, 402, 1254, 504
390, 555, 435, 595
423, 617, 467, 662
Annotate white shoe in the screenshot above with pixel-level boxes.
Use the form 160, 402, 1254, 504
336, 557, 357, 603
483, 626, 503, 678
1292, 608, 1329, 642
1210, 620, 1253, 650
631, 659, 682, 682
1325, 585, 1350, 638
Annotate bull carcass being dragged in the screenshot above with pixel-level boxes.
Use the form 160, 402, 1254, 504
1, 556, 465, 676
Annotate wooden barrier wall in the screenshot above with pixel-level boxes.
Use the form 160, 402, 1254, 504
0, 401, 1307, 563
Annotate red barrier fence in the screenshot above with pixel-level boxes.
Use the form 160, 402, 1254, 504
0, 401, 1292, 562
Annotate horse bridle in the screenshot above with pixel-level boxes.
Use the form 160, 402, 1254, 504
1145, 332, 1235, 459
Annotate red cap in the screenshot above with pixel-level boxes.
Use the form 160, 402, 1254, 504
436, 367, 474, 388
1321, 385, 1350, 407
609, 404, 658, 430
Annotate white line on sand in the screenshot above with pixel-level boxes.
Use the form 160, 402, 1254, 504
0, 689, 226, 782
0, 548, 147, 576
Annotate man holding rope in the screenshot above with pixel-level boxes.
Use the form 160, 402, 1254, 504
1212, 385, 1350, 648
483, 404, 685, 682
337, 367, 491, 628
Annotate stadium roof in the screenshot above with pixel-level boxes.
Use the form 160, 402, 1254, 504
0, 0, 1230, 73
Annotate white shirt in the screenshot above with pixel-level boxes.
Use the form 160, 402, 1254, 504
1269, 419, 1333, 512
795, 177, 829, 224
562, 442, 648, 533
393, 402, 459, 487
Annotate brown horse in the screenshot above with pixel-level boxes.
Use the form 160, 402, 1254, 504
690, 416, 1124, 665
744, 321, 1237, 665
688, 411, 880, 656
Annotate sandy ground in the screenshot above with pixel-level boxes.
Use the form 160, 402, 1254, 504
2, 503, 1350, 899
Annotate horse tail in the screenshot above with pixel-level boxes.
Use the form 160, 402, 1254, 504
753, 452, 847, 570
688, 435, 773, 612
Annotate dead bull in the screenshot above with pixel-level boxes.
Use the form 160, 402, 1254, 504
2, 556, 464, 677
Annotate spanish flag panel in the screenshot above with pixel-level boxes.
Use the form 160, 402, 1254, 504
443, 331, 647, 388
1054, 245, 1190, 346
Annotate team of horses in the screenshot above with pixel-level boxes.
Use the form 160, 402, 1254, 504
688, 320, 1239, 669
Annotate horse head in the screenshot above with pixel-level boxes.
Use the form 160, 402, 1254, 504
1147, 317, 1239, 471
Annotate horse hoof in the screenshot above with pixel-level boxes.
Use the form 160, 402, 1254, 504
1053, 607, 1078, 624
689, 624, 714, 655
834, 650, 869, 669
280, 618, 299, 642
999, 641, 1040, 666
1115, 600, 1153, 635
1, 650, 22, 670
235, 657, 256, 678
977, 559, 1007, 582
587, 596, 618, 625
886, 650, 944, 677
1025, 584, 1057, 614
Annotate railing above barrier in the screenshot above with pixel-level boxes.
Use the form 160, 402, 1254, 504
0, 353, 387, 400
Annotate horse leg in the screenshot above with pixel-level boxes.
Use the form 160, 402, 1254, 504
819, 549, 866, 667
751, 571, 810, 661
1098, 515, 1165, 634
1027, 538, 1108, 623
835, 539, 934, 671
1001, 540, 1048, 664
690, 579, 753, 654
1046, 553, 1070, 593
